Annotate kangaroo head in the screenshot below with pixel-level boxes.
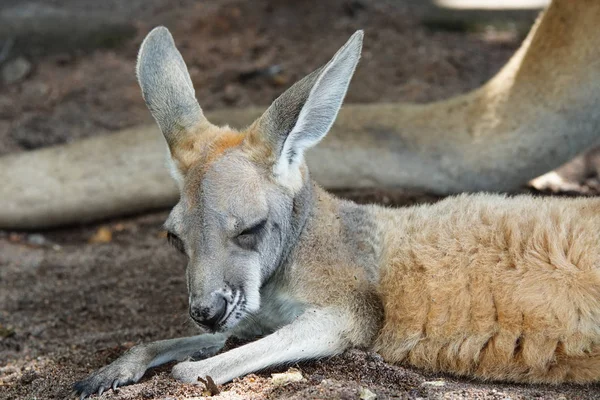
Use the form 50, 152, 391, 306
136, 27, 362, 332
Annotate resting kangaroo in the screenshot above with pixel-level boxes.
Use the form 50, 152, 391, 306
74, 27, 600, 398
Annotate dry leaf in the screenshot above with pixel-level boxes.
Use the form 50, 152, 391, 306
198, 375, 220, 396
271, 73, 289, 86
271, 368, 304, 386
89, 227, 112, 244
422, 380, 446, 387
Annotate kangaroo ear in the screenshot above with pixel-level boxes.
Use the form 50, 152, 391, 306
256, 30, 363, 189
136, 26, 206, 153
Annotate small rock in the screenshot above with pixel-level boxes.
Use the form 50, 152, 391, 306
1, 57, 32, 84
359, 387, 377, 400
271, 368, 304, 386
422, 380, 446, 387
27, 233, 46, 246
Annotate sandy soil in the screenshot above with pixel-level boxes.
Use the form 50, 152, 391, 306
2, 0, 600, 399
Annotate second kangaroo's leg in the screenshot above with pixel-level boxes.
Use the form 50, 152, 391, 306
74, 333, 227, 399
172, 308, 356, 385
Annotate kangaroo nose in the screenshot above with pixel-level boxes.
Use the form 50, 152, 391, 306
189, 294, 227, 331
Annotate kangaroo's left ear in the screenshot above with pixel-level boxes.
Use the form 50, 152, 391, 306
254, 30, 363, 190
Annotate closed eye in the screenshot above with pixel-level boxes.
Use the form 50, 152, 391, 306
238, 219, 267, 237
235, 219, 267, 250
167, 231, 186, 255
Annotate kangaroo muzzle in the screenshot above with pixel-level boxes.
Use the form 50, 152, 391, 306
189, 293, 228, 331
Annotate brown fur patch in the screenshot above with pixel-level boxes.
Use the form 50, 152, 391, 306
169, 124, 248, 208
205, 131, 246, 167
172, 125, 246, 173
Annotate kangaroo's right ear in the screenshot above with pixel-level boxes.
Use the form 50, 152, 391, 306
137, 27, 213, 177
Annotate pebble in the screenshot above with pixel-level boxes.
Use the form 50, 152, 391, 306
1, 57, 32, 85
27, 233, 47, 246
359, 387, 377, 400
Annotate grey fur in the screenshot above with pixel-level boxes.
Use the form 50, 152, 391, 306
260, 30, 363, 171
136, 26, 203, 147
338, 200, 381, 283
258, 67, 323, 160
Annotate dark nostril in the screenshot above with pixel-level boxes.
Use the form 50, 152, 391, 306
204, 296, 227, 328
189, 295, 227, 330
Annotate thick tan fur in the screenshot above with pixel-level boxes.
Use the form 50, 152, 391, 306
373, 194, 600, 383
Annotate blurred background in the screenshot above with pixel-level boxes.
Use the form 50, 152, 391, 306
0, 0, 546, 155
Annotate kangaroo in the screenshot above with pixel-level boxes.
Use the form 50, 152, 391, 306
74, 27, 600, 399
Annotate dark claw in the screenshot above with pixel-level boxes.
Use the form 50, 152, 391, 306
74, 381, 89, 399
74, 379, 97, 399
98, 386, 105, 396
112, 380, 119, 391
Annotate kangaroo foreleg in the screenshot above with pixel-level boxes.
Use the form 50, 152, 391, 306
74, 333, 227, 399
171, 308, 354, 385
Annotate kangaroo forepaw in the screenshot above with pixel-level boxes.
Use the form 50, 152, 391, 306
73, 358, 146, 399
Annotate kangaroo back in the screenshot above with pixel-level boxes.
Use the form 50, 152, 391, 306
374, 194, 600, 383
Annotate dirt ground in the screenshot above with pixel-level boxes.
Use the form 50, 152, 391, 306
2, 0, 600, 399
